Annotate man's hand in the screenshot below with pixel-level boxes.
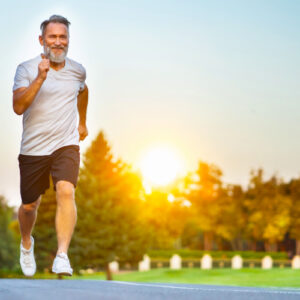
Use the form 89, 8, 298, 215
12, 55, 50, 115
78, 123, 88, 141
38, 54, 50, 81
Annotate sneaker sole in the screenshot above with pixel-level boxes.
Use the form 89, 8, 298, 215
53, 271, 72, 276
52, 268, 72, 276
22, 272, 36, 277
20, 260, 36, 276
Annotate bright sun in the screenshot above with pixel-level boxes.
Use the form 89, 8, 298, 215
138, 145, 184, 187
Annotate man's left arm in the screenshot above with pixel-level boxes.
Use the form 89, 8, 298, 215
77, 84, 89, 141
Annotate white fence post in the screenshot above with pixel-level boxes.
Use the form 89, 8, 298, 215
262, 256, 273, 269
170, 254, 182, 270
292, 256, 300, 269
109, 261, 119, 273
201, 254, 212, 269
138, 254, 151, 271
232, 255, 243, 269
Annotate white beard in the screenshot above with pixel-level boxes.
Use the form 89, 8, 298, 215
44, 45, 68, 63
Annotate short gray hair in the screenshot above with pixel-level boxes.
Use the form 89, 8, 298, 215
40, 15, 71, 37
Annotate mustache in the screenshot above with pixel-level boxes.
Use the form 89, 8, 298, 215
44, 44, 68, 63
50, 46, 65, 49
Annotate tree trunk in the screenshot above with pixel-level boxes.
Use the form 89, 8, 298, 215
272, 243, 278, 252
250, 241, 256, 251
204, 232, 213, 251
264, 242, 278, 252
237, 239, 244, 251
296, 240, 300, 255
264, 241, 270, 252
231, 238, 242, 251
105, 263, 113, 280
174, 237, 182, 249
230, 239, 237, 251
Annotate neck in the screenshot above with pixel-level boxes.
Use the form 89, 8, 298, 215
50, 60, 65, 71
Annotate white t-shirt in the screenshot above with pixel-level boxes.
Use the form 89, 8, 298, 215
13, 54, 86, 155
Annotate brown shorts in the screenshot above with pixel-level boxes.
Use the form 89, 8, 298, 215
18, 145, 80, 204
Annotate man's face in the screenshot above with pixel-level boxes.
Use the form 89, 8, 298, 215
39, 22, 69, 63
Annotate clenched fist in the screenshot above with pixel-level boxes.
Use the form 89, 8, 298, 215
38, 54, 50, 81
78, 123, 88, 141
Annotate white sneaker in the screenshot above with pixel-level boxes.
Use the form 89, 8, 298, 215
52, 252, 73, 276
20, 236, 36, 277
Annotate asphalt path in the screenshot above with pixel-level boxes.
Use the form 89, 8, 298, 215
1, 279, 300, 300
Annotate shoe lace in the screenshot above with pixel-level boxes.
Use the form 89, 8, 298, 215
56, 253, 71, 268
22, 250, 33, 267
57, 253, 68, 261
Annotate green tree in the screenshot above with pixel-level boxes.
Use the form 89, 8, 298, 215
246, 169, 291, 251
71, 131, 149, 279
213, 184, 248, 250
0, 195, 18, 270
142, 190, 190, 250
181, 220, 203, 250
286, 178, 300, 254
184, 161, 225, 250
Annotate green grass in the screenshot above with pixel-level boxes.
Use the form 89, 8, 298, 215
3, 268, 300, 288
71, 268, 300, 288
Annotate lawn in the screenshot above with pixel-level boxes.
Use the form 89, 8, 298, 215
70, 268, 300, 288
3, 268, 300, 288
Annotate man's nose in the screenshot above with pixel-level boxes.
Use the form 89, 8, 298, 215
54, 37, 61, 45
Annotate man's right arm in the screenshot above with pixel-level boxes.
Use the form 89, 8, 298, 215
13, 56, 50, 115
13, 77, 45, 115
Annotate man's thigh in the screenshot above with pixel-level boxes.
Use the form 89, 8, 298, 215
50, 145, 80, 191
18, 154, 52, 204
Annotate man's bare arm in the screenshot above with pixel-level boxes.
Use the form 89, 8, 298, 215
13, 77, 45, 115
13, 56, 50, 115
77, 84, 89, 141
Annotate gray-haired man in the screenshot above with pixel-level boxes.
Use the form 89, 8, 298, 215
12, 15, 88, 276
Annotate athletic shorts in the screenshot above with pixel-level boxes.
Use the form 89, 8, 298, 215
18, 145, 80, 204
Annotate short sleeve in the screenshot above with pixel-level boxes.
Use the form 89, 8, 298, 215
79, 65, 86, 92
13, 64, 30, 91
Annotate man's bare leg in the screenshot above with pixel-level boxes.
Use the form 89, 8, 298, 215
55, 180, 77, 255
18, 196, 41, 249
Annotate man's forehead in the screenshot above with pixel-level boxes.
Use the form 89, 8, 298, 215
44, 22, 68, 35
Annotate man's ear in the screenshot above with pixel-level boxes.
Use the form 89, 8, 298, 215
39, 35, 44, 46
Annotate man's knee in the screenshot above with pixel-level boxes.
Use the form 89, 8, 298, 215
56, 180, 74, 201
21, 196, 41, 213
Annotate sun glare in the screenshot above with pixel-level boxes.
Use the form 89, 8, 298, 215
138, 146, 184, 187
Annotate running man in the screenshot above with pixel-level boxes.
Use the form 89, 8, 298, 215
12, 15, 88, 276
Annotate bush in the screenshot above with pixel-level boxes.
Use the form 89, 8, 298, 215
147, 249, 288, 260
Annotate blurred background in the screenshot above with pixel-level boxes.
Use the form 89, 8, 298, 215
1, 0, 300, 285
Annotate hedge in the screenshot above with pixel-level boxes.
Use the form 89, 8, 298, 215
147, 249, 288, 260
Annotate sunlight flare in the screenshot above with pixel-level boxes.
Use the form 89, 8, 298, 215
138, 145, 184, 187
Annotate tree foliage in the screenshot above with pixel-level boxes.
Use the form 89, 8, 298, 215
0, 196, 18, 270
184, 161, 226, 250
245, 170, 291, 251
70, 131, 149, 278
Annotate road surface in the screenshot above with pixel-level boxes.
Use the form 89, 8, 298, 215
1, 279, 300, 300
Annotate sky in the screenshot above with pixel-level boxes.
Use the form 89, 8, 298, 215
1, 0, 300, 207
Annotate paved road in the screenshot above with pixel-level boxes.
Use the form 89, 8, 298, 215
1, 279, 300, 300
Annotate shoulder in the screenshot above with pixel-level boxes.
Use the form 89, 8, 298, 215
13, 55, 40, 90
66, 57, 86, 74
18, 55, 41, 68
16, 55, 41, 72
